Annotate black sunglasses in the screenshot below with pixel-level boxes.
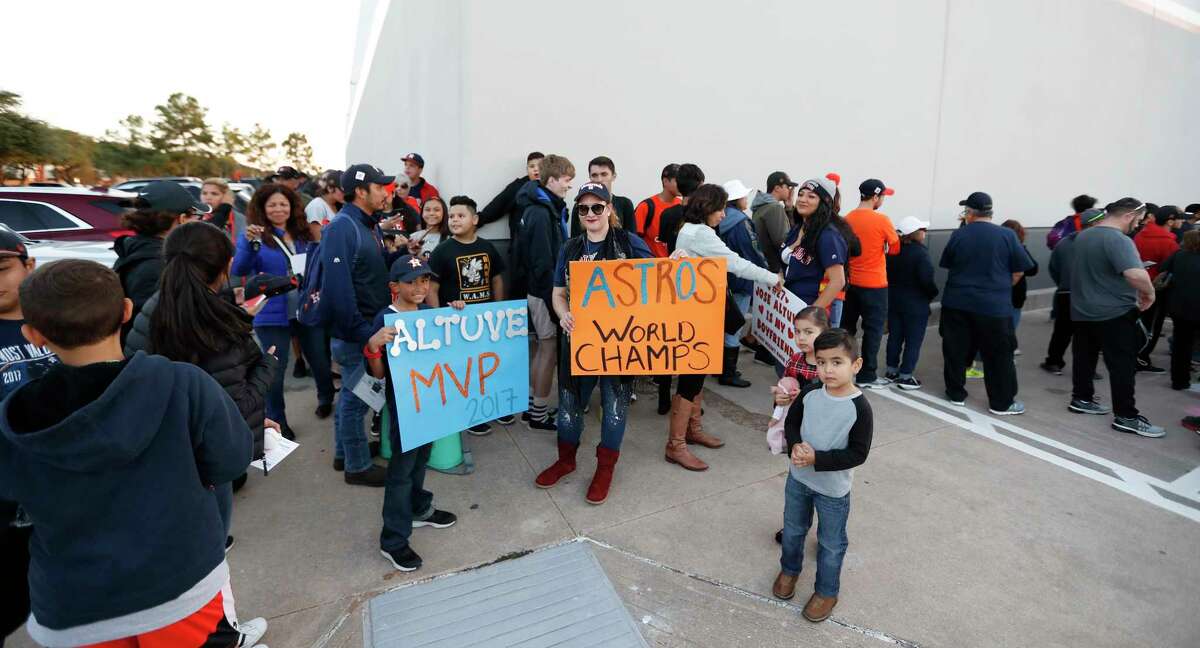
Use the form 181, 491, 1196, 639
575, 204, 606, 216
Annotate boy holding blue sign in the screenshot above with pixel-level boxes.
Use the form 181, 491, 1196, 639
364, 255, 458, 572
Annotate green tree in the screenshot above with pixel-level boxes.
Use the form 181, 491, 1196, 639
280, 132, 316, 174
0, 90, 53, 174
244, 123, 276, 172
149, 93, 214, 174
215, 124, 249, 176
45, 128, 97, 184
105, 114, 148, 148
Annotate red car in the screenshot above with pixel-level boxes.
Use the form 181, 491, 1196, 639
0, 186, 136, 241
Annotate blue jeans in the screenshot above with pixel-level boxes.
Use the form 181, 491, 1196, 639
380, 431, 433, 553
829, 299, 844, 328
780, 476, 850, 598
724, 291, 752, 347
331, 337, 372, 473
886, 301, 930, 378
297, 322, 336, 407
255, 326, 293, 427
557, 376, 632, 450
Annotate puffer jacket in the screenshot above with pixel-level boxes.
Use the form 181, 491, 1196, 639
123, 292, 274, 459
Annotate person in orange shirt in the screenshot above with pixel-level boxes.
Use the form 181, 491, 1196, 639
634, 163, 682, 260
842, 179, 900, 388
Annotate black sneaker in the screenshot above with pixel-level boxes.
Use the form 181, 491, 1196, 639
1135, 358, 1166, 374
380, 546, 422, 571
527, 416, 556, 431
884, 372, 899, 382
225, 535, 235, 553
496, 414, 515, 425
1068, 399, 1111, 415
369, 440, 381, 458
281, 425, 295, 441
314, 403, 333, 419
344, 464, 387, 487
774, 528, 783, 545
522, 408, 557, 422
468, 423, 492, 436
414, 509, 457, 529
333, 457, 344, 472
1040, 362, 1064, 376
293, 359, 309, 378
895, 376, 922, 390
1112, 415, 1165, 438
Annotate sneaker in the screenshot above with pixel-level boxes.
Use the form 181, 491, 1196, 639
895, 376, 922, 390
1040, 362, 1064, 376
1112, 415, 1165, 438
314, 403, 333, 419
857, 377, 892, 390
236, 617, 267, 647
344, 464, 387, 487
1013, 348, 1022, 356
1068, 399, 1111, 415
774, 528, 783, 545
630, 391, 638, 402
280, 425, 295, 441
413, 509, 457, 529
332, 457, 344, 472
1181, 416, 1200, 432
989, 401, 1026, 416
225, 535, 235, 554
965, 367, 985, 379
496, 414, 516, 425
292, 360, 309, 379
522, 408, 557, 422
526, 416, 556, 431
884, 372, 899, 382
380, 546, 422, 572
468, 423, 492, 436
1135, 358, 1166, 374
946, 395, 966, 406
1188, 384, 1200, 394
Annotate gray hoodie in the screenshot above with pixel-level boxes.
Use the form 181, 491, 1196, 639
751, 191, 793, 273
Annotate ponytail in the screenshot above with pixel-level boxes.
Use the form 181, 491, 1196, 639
149, 222, 250, 363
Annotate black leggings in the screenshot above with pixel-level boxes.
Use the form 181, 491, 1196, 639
676, 374, 706, 401
1, 525, 32, 640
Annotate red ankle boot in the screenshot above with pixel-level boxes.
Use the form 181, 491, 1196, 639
586, 446, 620, 505
535, 441, 578, 488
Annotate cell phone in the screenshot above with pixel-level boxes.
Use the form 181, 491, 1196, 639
243, 294, 267, 311
380, 228, 405, 239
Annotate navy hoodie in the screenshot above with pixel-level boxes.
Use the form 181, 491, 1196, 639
717, 206, 769, 296
510, 180, 566, 305
320, 203, 392, 345
0, 352, 252, 630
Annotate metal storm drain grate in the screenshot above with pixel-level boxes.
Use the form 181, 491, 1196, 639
365, 541, 648, 647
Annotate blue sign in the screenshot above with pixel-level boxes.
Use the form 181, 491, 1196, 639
384, 300, 530, 451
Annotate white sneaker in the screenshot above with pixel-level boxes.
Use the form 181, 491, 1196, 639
237, 617, 268, 647
858, 377, 892, 390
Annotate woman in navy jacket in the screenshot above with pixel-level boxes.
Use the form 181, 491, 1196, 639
233, 184, 332, 439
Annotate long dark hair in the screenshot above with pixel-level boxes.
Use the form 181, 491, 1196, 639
420, 196, 450, 237
150, 222, 251, 363
798, 193, 836, 255
247, 183, 309, 249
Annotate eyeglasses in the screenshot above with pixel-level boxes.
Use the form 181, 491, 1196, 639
575, 204, 606, 216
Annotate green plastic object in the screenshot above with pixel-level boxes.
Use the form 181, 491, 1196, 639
427, 433, 464, 471
380, 408, 392, 460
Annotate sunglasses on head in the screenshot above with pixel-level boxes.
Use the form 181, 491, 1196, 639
575, 204, 606, 216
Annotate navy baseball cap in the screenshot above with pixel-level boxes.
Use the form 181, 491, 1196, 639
859, 179, 895, 198
342, 164, 395, 194
402, 153, 425, 167
958, 192, 993, 211
0, 229, 29, 259
136, 181, 212, 215
389, 254, 433, 283
575, 182, 611, 203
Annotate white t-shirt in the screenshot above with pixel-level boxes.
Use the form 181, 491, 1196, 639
305, 198, 337, 225
414, 230, 442, 256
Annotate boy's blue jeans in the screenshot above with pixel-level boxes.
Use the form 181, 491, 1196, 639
780, 476, 850, 598
331, 338, 373, 474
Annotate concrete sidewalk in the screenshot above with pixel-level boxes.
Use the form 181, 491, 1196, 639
7, 307, 1200, 647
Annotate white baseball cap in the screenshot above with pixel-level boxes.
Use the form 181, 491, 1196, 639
896, 216, 930, 236
722, 179, 753, 202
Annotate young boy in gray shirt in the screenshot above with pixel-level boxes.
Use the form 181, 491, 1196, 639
773, 329, 873, 623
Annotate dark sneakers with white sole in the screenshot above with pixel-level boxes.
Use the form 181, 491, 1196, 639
1112, 415, 1165, 438
380, 546, 422, 571
1069, 399, 1111, 415
413, 509, 457, 529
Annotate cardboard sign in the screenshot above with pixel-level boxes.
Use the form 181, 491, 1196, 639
569, 258, 727, 375
751, 284, 808, 365
384, 301, 529, 451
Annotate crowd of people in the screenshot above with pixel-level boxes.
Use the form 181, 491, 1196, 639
0, 151, 1198, 645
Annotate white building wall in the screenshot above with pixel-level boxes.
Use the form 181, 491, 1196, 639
348, 0, 1200, 237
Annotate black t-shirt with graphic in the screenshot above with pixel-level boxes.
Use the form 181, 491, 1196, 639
429, 237, 507, 305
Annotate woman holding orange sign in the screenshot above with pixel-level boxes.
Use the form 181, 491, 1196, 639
534, 182, 654, 505
668, 184, 783, 472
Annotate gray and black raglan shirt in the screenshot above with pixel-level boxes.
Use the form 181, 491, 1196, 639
784, 383, 873, 497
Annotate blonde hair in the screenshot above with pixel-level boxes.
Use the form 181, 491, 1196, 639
201, 177, 229, 194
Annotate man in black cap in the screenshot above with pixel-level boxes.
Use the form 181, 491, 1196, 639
938, 192, 1033, 415
321, 163, 396, 486
1067, 198, 1164, 438
752, 171, 799, 273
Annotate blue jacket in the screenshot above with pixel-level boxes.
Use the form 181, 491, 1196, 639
320, 204, 392, 345
0, 352, 252, 630
510, 180, 566, 304
232, 228, 314, 327
717, 206, 768, 296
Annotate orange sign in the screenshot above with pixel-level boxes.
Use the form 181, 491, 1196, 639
568, 257, 727, 375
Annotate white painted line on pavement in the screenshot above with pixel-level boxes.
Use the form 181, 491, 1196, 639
871, 388, 1200, 524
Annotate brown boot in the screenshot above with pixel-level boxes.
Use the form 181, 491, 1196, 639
802, 593, 838, 622
772, 572, 797, 600
665, 395, 708, 471
685, 392, 724, 448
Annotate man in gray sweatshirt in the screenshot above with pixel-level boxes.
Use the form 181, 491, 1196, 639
752, 171, 798, 273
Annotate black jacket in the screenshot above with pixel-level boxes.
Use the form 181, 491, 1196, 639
886, 241, 938, 308
479, 176, 528, 240
124, 292, 274, 459
1011, 244, 1039, 308
1160, 250, 1200, 321
112, 235, 164, 327
510, 180, 565, 304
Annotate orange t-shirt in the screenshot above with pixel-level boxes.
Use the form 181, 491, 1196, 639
634, 193, 682, 258
845, 208, 900, 288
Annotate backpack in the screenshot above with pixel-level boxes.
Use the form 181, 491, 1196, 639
639, 197, 658, 236
296, 217, 362, 327
1046, 214, 1079, 250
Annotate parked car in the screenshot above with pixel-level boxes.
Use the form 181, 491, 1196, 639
0, 224, 117, 268
0, 186, 135, 241
111, 177, 201, 192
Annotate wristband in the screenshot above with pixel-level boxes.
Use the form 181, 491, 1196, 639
363, 344, 383, 360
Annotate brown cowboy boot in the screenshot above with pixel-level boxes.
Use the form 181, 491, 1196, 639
685, 392, 724, 448
665, 395, 708, 471
802, 593, 838, 622
772, 572, 797, 600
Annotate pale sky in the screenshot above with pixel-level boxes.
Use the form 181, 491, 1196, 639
2, 0, 355, 170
